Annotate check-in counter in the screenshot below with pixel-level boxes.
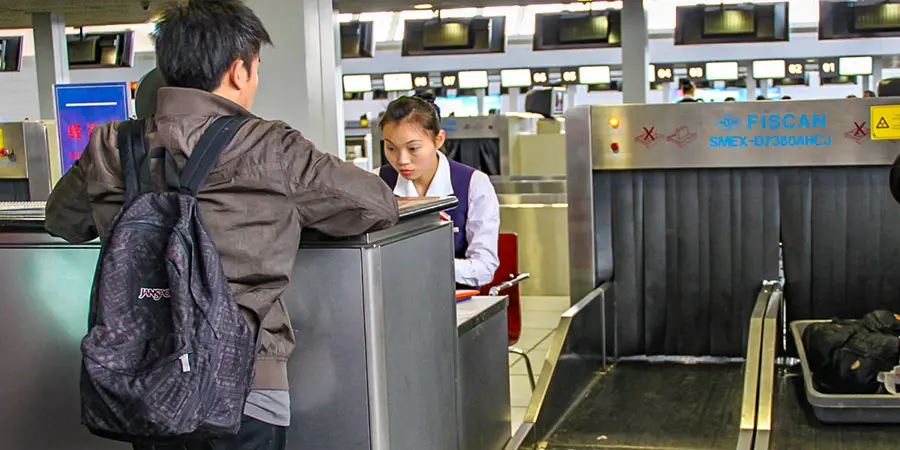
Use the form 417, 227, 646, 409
0, 197, 510, 450
493, 177, 569, 297
457, 296, 511, 450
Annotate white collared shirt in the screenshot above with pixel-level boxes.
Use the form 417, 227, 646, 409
375, 153, 500, 287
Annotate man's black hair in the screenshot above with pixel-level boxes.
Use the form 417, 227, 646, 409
153, 0, 272, 92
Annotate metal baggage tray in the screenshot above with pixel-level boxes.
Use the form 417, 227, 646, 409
791, 320, 900, 424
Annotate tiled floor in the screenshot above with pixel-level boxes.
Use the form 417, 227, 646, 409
508, 296, 571, 434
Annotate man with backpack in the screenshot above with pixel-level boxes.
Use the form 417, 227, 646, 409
44, 1, 399, 449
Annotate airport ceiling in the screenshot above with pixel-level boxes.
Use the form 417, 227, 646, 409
0, 0, 586, 28
336, 0, 579, 13
0, 0, 160, 28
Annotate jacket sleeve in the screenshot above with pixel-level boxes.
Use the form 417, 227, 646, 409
281, 129, 399, 236
45, 139, 99, 244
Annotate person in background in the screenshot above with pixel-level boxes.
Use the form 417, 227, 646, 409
864, 90, 876, 98
848, 94, 858, 99
417, 90, 442, 117
44, 1, 399, 449
757, 95, 768, 101
678, 79, 699, 103
724, 97, 736, 102
375, 96, 500, 288
781, 96, 792, 100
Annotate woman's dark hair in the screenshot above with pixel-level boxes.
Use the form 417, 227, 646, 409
379, 95, 442, 138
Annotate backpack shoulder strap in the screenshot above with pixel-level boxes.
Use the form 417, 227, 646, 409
180, 116, 251, 197
117, 119, 149, 204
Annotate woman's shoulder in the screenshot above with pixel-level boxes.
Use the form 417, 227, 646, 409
467, 170, 497, 198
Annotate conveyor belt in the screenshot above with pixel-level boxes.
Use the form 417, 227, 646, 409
542, 361, 744, 449
769, 371, 900, 450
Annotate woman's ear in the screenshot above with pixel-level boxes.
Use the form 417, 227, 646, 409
435, 129, 447, 149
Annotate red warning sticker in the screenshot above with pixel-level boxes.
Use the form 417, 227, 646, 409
634, 127, 660, 147
667, 126, 698, 148
844, 121, 869, 144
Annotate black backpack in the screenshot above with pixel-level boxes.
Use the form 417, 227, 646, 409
80, 116, 256, 443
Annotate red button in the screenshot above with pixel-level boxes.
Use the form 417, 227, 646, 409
611, 142, 620, 153
0, 148, 9, 157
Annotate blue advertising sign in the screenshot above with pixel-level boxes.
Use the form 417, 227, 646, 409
54, 82, 130, 174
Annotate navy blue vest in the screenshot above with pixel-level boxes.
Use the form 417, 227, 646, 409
379, 159, 475, 259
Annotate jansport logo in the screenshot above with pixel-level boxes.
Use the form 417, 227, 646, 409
139, 288, 171, 302
717, 114, 740, 131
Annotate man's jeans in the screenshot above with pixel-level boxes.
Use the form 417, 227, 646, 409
132, 417, 287, 450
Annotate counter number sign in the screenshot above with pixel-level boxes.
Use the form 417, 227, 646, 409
413, 73, 430, 88
654, 64, 675, 83
820, 59, 839, 79
532, 69, 549, 85
561, 67, 579, 85
687, 65, 705, 80
441, 72, 458, 88
788, 63, 804, 76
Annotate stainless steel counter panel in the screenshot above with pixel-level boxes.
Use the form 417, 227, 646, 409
279, 213, 461, 450
497, 197, 569, 297
565, 106, 597, 304
0, 238, 126, 450
494, 177, 570, 297
456, 297, 510, 450
588, 98, 900, 170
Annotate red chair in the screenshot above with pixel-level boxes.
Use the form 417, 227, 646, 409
479, 233, 534, 389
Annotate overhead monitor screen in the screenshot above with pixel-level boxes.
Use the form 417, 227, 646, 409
752, 60, 786, 79
559, 14, 609, 44
500, 69, 532, 88
343, 74, 372, 93
578, 66, 611, 85
422, 21, 470, 49
458, 70, 489, 89
853, 4, 900, 31
705, 61, 739, 81
383, 73, 413, 92
67, 39, 98, 65
839, 56, 873, 76
703, 8, 756, 36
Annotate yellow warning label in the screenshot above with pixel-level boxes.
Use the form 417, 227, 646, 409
0, 129, 4, 149
870, 105, 900, 140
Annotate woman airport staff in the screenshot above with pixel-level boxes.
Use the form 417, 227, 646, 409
375, 96, 500, 288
